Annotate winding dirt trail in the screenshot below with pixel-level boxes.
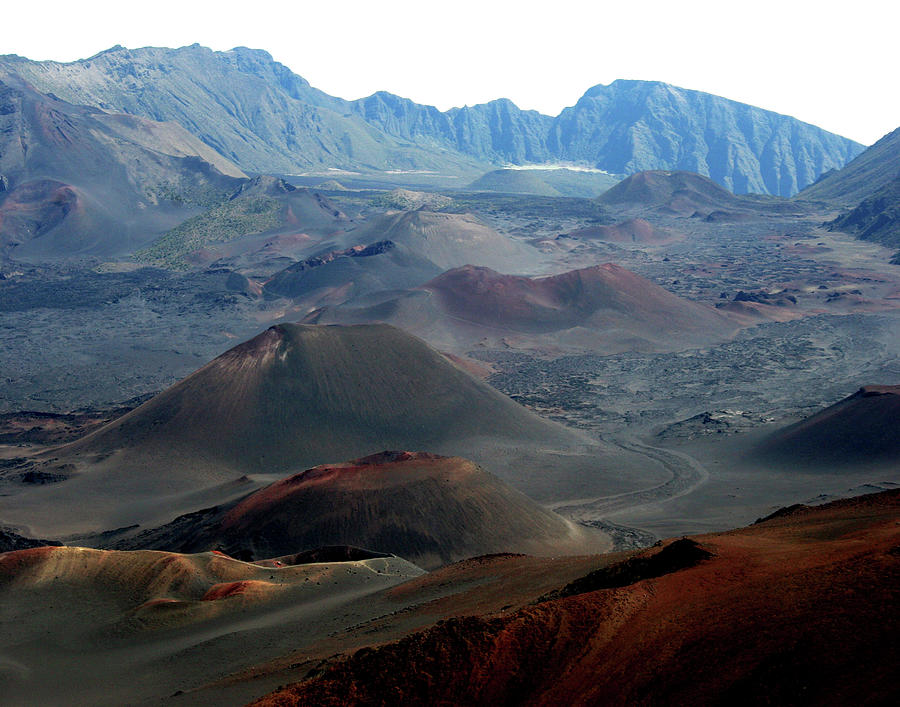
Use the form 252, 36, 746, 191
548, 437, 710, 548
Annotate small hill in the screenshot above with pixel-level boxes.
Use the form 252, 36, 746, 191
373, 188, 453, 210
468, 169, 562, 196
114, 451, 607, 569
0, 544, 423, 705
315, 179, 348, 191
754, 385, 900, 468
567, 217, 677, 244
597, 170, 745, 214
135, 177, 349, 269
426, 264, 732, 336
0, 323, 602, 536
263, 239, 442, 307
336, 210, 535, 272
66, 323, 580, 477
469, 168, 619, 199
540, 168, 620, 198
306, 264, 737, 354
798, 126, 900, 206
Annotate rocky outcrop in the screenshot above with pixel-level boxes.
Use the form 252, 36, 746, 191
273, 240, 396, 275
829, 176, 900, 249
0, 527, 62, 553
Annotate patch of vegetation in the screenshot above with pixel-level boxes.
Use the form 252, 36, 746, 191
445, 192, 612, 221
136, 196, 284, 269
145, 181, 232, 208
373, 188, 453, 211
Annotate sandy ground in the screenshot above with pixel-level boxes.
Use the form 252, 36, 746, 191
562, 427, 900, 540
0, 548, 614, 706
0, 549, 425, 706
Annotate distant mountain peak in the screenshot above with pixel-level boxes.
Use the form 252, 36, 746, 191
0, 45, 865, 196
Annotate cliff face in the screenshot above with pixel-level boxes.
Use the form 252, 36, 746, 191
547, 80, 863, 196
830, 176, 900, 249
0, 45, 485, 176
797, 125, 900, 253
799, 126, 900, 205
0, 47, 864, 195
351, 80, 864, 196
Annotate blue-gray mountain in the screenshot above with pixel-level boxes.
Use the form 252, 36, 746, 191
0, 73, 245, 259
800, 127, 900, 255
546, 80, 863, 197
799, 127, 900, 206
0, 45, 485, 178
0, 45, 864, 197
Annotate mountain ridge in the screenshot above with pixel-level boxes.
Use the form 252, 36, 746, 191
0, 73, 246, 258
0, 45, 864, 196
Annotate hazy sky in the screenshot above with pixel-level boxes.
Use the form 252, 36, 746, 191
5, 0, 897, 145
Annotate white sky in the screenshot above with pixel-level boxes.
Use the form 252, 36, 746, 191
4, 0, 897, 145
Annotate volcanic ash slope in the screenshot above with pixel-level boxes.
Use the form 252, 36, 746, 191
116, 451, 609, 569
0, 324, 654, 535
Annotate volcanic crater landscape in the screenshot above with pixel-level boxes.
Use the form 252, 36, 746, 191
0, 42, 899, 706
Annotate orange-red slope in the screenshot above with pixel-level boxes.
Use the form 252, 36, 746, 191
255, 490, 900, 706
424, 263, 734, 339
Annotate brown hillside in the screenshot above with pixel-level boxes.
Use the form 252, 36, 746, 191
756, 384, 900, 468
306, 263, 738, 354
64, 324, 580, 479
115, 451, 608, 569
568, 217, 678, 244
597, 170, 744, 213
0, 323, 610, 536
255, 489, 900, 706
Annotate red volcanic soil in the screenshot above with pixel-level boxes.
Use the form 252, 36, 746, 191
424, 263, 733, 339
567, 218, 677, 244
0, 545, 63, 575
219, 451, 445, 523
757, 384, 900, 466
202, 580, 269, 601
597, 170, 743, 213
0, 179, 79, 242
131, 451, 601, 569
305, 264, 739, 354
253, 490, 900, 706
